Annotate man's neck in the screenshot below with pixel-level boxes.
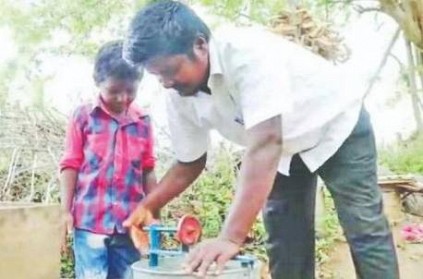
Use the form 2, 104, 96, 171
199, 84, 211, 94
199, 59, 211, 94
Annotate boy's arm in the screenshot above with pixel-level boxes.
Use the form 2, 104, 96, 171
143, 154, 206, 211
60, 169, 78, 214
59, 109, 84, 254
59, 110, 84, 218
141, 117, 159, 217
143, 169, 159, 219
139, 115, 157, 197
124, 154, 206, 225
59, 168, 77, 254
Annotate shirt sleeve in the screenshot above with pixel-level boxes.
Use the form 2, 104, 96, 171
59, 107, 85, 172
166, 93, 209, 162
229, 31, 294, 130
141, 116, 156, 170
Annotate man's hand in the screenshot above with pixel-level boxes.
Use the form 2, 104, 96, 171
61, 212, 73, 255
123, 204, 157, 253
183, 238, 241, 277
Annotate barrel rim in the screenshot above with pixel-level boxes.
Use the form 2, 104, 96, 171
131, 257, 255, 276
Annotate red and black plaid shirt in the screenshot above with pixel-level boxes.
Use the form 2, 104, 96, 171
60, 99, 155, 234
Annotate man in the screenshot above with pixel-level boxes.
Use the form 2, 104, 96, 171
123, 1, 399, 278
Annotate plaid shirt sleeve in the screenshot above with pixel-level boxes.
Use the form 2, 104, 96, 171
142, 116, 155, 170
59, 107, 85, 172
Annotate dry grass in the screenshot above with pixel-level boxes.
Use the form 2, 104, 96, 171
0, 105, 66, 203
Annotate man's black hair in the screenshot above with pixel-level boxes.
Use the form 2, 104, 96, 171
93, 40, 142, 85
124, 0, 211, 65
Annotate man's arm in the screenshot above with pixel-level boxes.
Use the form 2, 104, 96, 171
124, 153, 207, 229
185, 116, 282, 276
219, 115, 282, 244
143, 169, 157, 195
143, 153, 207, 212
143, 169, 159, 218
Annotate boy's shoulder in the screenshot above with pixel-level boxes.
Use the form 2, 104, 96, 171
70, 102, 96, 124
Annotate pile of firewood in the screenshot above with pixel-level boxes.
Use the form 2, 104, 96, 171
270, 7, 350, 63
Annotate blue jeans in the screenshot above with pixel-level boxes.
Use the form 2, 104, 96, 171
263, 108, 399, 279
73, 229, 140, 279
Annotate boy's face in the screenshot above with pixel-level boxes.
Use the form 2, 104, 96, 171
145, 38, 209, 97
99, 77, 138, 114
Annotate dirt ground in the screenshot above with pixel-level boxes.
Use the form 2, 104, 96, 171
321, 215, 423, 279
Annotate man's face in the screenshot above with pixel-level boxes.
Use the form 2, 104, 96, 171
145, 38, 209, 96
99, 77, 138, 113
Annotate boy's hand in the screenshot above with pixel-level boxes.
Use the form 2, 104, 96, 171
123, 204, 158, 253
128, 225, 151, 254
61, 212, 74, 255
183, 238, 241, 277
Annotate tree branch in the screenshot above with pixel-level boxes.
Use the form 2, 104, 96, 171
364, 27, 401, 97
405, 38, 423, 131
354, 5, 381, 13
389, 53, 405, 70
379, 0, 423, 48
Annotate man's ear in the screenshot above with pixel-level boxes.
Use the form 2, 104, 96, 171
193, 37, 209, 52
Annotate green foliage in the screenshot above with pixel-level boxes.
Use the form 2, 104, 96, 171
379, 134, 423, 174
162, 146, 340, 265
164, 147, 240, 237
0, 0, 341, 106
52, 143, 342, 276
191, 0, 291, 24
0, 0, 149, 106
0, 0, 139, 55
158, 146, 267, 259
0, 61, 18, 107
316, 189, 342, 265
61, 248, 75, 279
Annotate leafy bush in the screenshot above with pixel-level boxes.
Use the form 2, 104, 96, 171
379, 134, 423, 174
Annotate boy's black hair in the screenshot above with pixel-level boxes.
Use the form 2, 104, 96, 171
124, 0, 211, 65
93, 40, 142, 85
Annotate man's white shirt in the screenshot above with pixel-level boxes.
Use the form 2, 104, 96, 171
166, 26, 365, 175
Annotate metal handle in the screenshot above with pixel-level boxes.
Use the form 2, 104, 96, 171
234, 255, 256, 268
144, 218, 255, 269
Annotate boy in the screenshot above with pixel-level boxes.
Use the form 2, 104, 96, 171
60, 40, 156, 279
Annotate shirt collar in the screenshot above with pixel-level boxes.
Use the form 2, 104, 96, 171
90, 96, 145, 123
208, 36, 223, 79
